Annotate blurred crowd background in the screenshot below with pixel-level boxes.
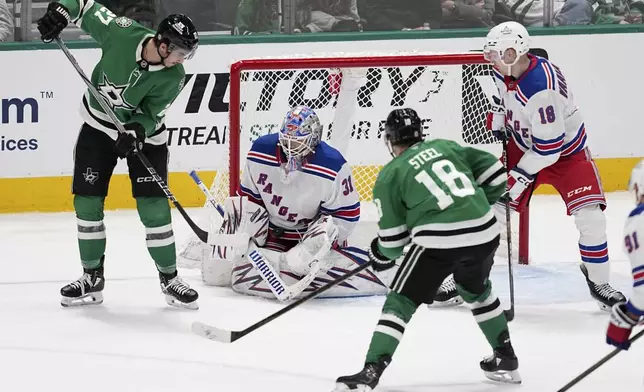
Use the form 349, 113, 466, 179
1, 0, 642, 43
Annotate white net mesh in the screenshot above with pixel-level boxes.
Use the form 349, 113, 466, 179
178, 53, 523, 268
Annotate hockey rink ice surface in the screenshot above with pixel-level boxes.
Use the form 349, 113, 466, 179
1, 192, 643, 392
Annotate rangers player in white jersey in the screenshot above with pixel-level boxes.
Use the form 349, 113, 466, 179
201, 105, 391, 299
606, 161, 644, 349
483, 21, 624, 310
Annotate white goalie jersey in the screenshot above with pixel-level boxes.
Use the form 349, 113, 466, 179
623, 204, 644, 317
238, 132, 360, 246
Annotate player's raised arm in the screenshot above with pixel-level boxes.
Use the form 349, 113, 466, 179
37, 0, 117, 45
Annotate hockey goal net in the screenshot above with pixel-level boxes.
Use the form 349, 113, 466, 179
178, 52, 529, 267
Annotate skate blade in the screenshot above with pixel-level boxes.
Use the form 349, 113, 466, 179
428, 296, 464, 308
595, 301, 611, 312
61, 292, 104, 307
332, 382, 372, 392
484, 369, 522, 384
165, 295, 199, 310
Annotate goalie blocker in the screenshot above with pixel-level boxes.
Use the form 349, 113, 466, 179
201, 196, 395, 299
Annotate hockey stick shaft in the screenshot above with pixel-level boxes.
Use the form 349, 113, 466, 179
188, 170, 225, 217
502, 138, 516, 322
557, 328, 644, 392
54, 38, 208, 243
194, 261, 373, 343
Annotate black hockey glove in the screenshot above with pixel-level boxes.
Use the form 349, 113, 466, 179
115, 123, 146, 158
486, 96, 511, 142
37, 2, 71, 43
369, 238, 396, 272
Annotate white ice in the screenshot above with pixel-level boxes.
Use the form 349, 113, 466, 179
1, 192, 643, 392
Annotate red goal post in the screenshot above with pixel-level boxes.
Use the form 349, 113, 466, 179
180, 52, 530, 266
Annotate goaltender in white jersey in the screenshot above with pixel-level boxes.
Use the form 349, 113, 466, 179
202, 106, 392, 300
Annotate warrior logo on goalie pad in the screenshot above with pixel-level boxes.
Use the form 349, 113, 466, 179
247, 249, 287, 297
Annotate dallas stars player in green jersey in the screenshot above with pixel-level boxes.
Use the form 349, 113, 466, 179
334, 109, 521, 391
36, 1, 200, 309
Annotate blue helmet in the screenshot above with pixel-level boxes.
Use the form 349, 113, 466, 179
278, 106, 323, 172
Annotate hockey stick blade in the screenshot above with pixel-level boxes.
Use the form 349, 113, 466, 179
557, 328, 644, 392
191, 321, 235, 343
191, 261, 373, 343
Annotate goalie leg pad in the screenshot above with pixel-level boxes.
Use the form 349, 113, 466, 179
201, 246, 234, 287
231, 244, 287, 299
316, 247, 390, 299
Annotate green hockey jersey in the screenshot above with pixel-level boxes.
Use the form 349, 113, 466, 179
58, 0, 185, 145
373, 139, 507, 260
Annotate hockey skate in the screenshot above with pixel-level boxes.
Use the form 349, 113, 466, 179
580, 264, 625, 311
159, 270, 199, 310
60, 256, 105, 307
428, 275, 464, 308
334, 355, 391, 392
480, 344, 521, 384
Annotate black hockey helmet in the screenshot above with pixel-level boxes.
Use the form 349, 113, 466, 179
155, 14, 199, 60
384, 108, 423, 157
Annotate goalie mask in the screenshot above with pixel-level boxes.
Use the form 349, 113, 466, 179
384, 108, 423, 157
483, 21, 530, 73
278, 106, 323, 173
629, 159, 644, 203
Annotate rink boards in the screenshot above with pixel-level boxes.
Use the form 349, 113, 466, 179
1, 31, 643, 212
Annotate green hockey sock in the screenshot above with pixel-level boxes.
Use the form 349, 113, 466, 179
136, 197, 176, 274
365, 291, 418, 363
457, 280, 509, 349
74, 195, 106, 270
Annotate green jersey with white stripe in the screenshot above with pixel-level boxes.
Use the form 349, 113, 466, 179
373, 139, 507, 260
58, 0, 185, 145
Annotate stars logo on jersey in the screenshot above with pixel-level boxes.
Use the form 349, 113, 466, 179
98, 74, 135, 111
115, 16, 132, 28
83, 168, 99, 185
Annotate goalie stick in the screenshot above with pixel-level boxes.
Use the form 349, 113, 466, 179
54, 38, 209, 243
192, 261, 373, 343
188, 169, 336, 301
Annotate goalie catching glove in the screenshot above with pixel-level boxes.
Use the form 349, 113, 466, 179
284, 215, 339, 276
369, 238, 396, 272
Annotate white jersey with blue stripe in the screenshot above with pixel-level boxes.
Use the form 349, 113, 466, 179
623, 204, 644, 317
239, 133, 360, 243
493, 55, 587, 175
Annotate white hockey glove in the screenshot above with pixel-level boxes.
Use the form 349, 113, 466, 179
369, 238, 396, 272
507, 167, 534, 202
284, 215, 339, 276
486, 96, 511, 142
